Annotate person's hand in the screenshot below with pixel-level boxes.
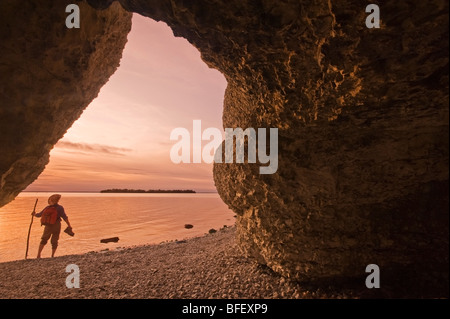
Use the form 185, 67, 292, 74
64, 227, 75, 236
31, 211, 35, 216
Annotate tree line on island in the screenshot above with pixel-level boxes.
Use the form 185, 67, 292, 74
100, 188, 196, 193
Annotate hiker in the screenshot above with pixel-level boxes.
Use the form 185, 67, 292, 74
32, 194, 73, 258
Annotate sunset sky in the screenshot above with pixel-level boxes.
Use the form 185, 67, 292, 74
26, 14, 227, 193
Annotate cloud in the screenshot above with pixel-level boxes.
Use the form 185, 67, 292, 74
55, 141, 132, 156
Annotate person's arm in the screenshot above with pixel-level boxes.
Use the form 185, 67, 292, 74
32, 207, 45, 217
58, 206, 72, 228
64, 217, 72, 228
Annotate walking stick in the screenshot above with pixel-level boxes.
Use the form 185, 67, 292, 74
25, 198, 38, 259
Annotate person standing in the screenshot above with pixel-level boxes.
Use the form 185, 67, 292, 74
32, 194, 73, 258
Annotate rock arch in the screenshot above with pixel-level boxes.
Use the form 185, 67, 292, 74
0, 0, 448, 295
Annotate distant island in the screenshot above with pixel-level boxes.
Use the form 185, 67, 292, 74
100, 188, 196, 194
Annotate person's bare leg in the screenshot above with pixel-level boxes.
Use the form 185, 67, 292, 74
37, 244, 45, 258
51, 247, 57, 257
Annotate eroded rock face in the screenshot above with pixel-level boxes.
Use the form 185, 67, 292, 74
1, 0, 448, 294
0, 1, 132, 207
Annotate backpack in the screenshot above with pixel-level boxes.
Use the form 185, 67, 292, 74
41, 206, 58, 225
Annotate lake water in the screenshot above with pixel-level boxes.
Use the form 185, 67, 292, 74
0, 192, 235, 263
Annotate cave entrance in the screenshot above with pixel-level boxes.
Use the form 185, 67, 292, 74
27, 14, 228, 193
0, 14, 234, 262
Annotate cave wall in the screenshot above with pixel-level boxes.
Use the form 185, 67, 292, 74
0, 1, 132, 207
103, 0, 448, 291
0, 0, 448, 293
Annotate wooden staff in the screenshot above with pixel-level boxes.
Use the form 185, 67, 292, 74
25, 198, 38, 260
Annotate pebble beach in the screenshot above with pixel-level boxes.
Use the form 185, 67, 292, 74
0, 226, 358, 299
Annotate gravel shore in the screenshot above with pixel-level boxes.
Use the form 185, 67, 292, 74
0, 226, 361, 299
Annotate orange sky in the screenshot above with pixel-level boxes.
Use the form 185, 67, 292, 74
26, 14, 227, 193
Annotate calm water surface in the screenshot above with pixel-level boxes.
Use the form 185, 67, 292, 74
0, 192, 235, 262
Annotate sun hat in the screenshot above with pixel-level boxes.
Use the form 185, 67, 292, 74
48, 194, 62, 205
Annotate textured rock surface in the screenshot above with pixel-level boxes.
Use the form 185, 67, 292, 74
0, 0, 448, 295
0, 1, 132, 207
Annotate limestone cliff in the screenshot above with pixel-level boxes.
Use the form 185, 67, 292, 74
0, 0, 448, 296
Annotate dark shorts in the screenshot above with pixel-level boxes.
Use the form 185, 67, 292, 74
40, 222, 61, 248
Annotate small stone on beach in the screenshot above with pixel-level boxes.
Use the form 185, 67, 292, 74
100, 237, 120, 243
